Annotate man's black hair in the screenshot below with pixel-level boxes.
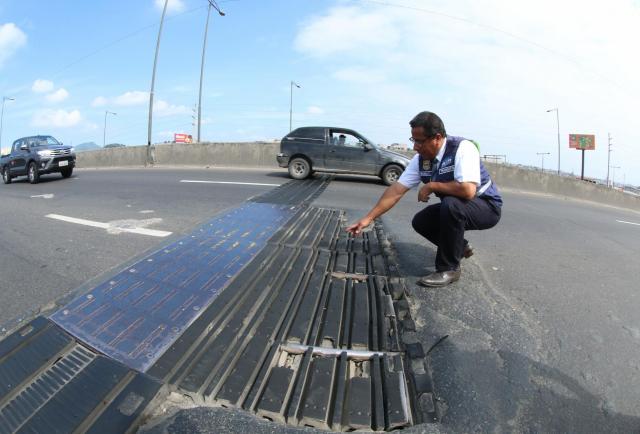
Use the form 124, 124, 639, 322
409, 111, 446, 138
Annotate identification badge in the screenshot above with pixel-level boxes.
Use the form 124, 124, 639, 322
421, 160, 431, 171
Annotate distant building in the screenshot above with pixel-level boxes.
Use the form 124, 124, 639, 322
388, 142, 408, 151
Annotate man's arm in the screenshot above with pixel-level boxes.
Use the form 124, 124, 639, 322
346, 181, 410, 235
418, 181, 477, 202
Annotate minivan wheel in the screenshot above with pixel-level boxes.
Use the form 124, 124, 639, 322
2, 167, 11, 184
288, 157, 311, 180
28, 162, 40, 184
381, 164, 403, 186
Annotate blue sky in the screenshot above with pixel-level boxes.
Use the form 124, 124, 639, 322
1, 0, 639, 185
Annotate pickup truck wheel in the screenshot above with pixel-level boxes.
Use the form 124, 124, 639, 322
61, 167, 73, 178
288, 157, 311, 180
28, 162, 40, 184
2, 167, 11, 184
381, 164, 403, 186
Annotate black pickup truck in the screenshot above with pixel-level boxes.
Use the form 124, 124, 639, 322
1, 135, 75, 184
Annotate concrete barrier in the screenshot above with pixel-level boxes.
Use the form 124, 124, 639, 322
77, 142, 280, 168
77, 142, 639, 211
486, 162, 640, 211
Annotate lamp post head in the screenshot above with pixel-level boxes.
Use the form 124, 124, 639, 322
546, 108, 557, 113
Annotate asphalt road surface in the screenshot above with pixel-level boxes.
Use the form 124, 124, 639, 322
1, 167, 639, 433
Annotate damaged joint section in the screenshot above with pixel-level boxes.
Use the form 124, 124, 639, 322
280, 343, 401, 361
330, 271, 368, 281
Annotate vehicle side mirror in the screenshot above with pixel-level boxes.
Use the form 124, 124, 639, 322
20, 144, 28, 151
363, 143, 373, 151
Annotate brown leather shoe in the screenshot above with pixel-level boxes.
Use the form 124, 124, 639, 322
463, 244, 474, 258
416, 269, 461, 287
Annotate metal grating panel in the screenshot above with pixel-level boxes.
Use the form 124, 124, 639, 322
149, 206, 435, 430
49, 177, 330, 373
51, 202, 296, 372
250, 176, 331, 205
0, 318, 162, 434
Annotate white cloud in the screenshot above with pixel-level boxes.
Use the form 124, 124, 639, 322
293, 0, 640, 183
32, 109, 82, 128
295, 6, 399, 58
45, 88, 69, 103
114, 90, 148, 106
154, 0, 185, 13
307, 106, 325, 115
32, 79, 54, 93
0, 23, 27, 68
91, 96, 108, 107
153, 99, 189, 116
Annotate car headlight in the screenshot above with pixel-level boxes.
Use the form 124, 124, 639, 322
37, 150, 52, 157
69, 147, 75, 153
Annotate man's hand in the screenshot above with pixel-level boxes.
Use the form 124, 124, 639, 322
418, 183, 433, 202
346, 216, 373, 235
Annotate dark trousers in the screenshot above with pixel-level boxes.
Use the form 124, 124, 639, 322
411, 196, 501, 272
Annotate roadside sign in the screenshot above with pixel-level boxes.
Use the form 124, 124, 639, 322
174, 133, 193, 144
569, 134, 595, 150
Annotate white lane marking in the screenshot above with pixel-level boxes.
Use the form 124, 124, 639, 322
46, 214, 172, 237
180, 180, 281, 187
31, 194, 54, 199
617, 220, 640, 226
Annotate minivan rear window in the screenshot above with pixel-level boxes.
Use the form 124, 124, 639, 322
288, 128, 325, 140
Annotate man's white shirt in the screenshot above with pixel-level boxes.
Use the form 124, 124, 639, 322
398, 138, 481, 189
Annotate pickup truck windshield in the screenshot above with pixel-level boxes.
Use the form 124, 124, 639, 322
28, 136, 60, 148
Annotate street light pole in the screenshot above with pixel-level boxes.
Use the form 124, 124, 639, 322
546, 108, 560, 175
103, 111, 117, 147
289, 81, 300, 132
537, 152, 551, 173
147, 0, 169, 165
606, 133, 612, 187
197, 0, 225, 144
1, 96, 15, 154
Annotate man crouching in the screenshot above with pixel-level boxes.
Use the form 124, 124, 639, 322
346, 111, 503, 287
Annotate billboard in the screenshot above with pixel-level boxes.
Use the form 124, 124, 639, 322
569, 134, 595, 150
174, 133, 193, 144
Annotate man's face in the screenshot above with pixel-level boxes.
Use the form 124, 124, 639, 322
411, 127, 443, 160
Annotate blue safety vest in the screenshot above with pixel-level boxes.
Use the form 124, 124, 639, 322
418, 136, 502, 206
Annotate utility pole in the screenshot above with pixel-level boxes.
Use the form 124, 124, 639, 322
147, 0, 169, 166
606, 133, 612, 187
546, 108, 560, 175
290, 81, 301, 132
610, 165, 620, 189
537, 152, 551, 173
192, 104, 197, 139
197, 0, 225, 144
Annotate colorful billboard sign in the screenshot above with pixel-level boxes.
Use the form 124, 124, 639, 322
174, 133, 193, 144
569, 134, 595, 150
